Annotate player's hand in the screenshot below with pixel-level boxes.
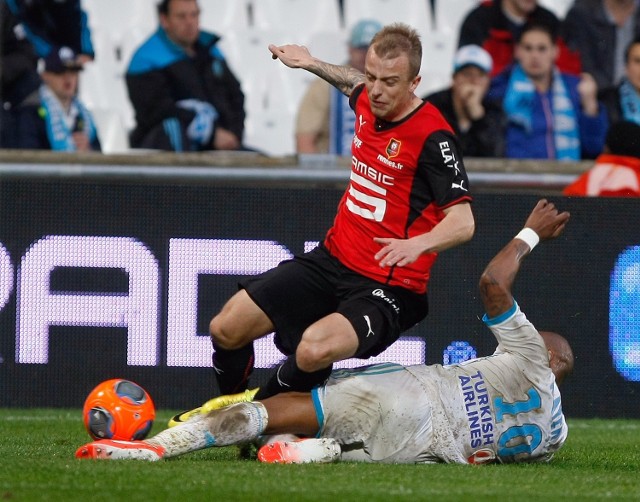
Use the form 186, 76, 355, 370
373, 237, 424, 268
268, 43, 312, 68
523, 199, 570, 241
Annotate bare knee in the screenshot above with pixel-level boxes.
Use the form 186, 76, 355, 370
296, 317, 358, 372
209, 290, 274, 350
209, 313, 243, 349
296, 339, 333, 373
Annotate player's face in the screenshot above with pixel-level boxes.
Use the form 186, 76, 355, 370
42, 70, 80, 103
626, 43, 640, 91
515, 30, 557, 82
364, 49, 421, 121
161, 0, 200, 49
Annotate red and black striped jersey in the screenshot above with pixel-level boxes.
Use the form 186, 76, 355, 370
324, 84, 472, 294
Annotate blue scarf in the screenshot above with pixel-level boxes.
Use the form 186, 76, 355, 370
503, 63, 580, 160
39, 85, 97, 151
177, 99, 218, 147
329, 87, 355, 155
619, 78, 640, 125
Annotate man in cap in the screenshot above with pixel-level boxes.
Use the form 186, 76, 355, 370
295, 19, 382, 154
15, 45, 101, 151
424, 45, 503, 157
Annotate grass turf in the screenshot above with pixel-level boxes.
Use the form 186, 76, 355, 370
1, 409, 639, 501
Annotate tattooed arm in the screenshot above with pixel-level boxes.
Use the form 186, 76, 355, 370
268, 43, 366, 96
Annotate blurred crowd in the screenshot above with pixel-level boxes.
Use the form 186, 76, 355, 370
1, 0, 640, 195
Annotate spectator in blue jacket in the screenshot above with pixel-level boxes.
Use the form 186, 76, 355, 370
489, 22, 608, 160
125, 0, 246, 152
15, 46, 101, 152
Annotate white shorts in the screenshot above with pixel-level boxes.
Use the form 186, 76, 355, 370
311, 363, 437, 463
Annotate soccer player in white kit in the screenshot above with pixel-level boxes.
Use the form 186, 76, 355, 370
76, 199, 574, 465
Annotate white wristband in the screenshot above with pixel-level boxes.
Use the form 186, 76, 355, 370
515, 227, 540, 250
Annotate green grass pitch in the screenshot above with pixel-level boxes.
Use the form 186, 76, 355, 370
1, 409, 639, 501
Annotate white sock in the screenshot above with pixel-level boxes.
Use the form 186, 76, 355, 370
147, 402, 268, 458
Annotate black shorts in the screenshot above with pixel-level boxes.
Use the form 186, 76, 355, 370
239, 245, 429, 359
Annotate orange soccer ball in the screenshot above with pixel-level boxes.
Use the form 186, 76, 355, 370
82, 379, 155, 441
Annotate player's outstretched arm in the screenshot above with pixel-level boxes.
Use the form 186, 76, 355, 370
268, 43, 365, 96
480, 199, 570, 318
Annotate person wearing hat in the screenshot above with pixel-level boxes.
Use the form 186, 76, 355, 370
424, 45, 504, 157
15, 45, 101, 152
295, 19, 382, 155
564, 120, 640, 196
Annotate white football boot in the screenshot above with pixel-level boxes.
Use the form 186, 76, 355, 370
257, 438, 341, 464
75, 439, 165, 461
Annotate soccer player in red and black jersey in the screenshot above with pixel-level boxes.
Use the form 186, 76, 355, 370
188, 24, 475, 414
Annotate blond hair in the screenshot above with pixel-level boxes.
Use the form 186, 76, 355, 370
370, 23, 422, 78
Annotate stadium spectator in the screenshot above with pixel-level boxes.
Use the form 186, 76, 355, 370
14, 46, 101, 152
162, 23, 475, 415
4, 0, 94, 62
458, 0, 580, 78
77, 199, 573, 466
600, 37, 640, 125
488, 22, 608, 160
564, 0, 640, 95
564, 121, 640, 196
0, 0, 40, 148
295, 19, 382, 155
125, 0, 246, 152
424, 45, 504, 157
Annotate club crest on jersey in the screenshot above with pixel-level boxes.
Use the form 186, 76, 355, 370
386, 138, 401, 158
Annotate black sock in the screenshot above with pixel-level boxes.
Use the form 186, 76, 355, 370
211, 343, 255, 395
254, 355, 332, 400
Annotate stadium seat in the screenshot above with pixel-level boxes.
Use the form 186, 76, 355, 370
421, 0, 477, 96
83, 0, 157, 48
217, 29, 300, 156
342, 0, 433, 32
78, 31, 136, 131
216, 29, 291, 85
199, 0, 251, 33
244, 108, 296, 157
251, 0, 343, 43
81, 0, 155, 136
420, 30, 455, 96
306, 29, 349, 65
242, 63, 310, 156
90, 108, 130, 153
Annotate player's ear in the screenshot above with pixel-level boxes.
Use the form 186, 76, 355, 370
409, 74, 421, 93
